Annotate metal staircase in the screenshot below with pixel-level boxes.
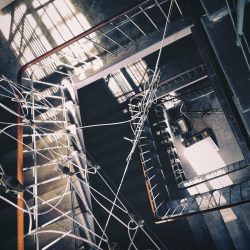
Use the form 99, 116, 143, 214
154, 104, 186, 186
20, 75, 95, 249
179, 159, 249, 189
158, 178, 250, 222
18, 0, 184, 85
156, 64, 208, 99
129, 96, 170, 219
128, 98, 250, 222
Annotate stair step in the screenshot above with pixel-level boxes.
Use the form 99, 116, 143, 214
187, 213, 216, 250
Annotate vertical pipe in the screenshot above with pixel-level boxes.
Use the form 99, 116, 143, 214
31, 78, 39, 250
17, 104, 24, 250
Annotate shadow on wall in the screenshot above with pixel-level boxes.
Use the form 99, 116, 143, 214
0, 31, 21, 80
0, 0, 142, 81
0, 0, 106, 79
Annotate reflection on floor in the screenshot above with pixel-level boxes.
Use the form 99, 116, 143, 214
184, 136, 225, 176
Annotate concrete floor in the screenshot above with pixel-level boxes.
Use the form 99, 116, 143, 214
169, 93, 244, 179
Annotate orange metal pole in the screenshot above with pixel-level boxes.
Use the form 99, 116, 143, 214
145, 180, 156, 216
17, 104, 24, 250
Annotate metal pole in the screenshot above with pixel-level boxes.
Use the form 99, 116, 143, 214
17, 104, 24, 250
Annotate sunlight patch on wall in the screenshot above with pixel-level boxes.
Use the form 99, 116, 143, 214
0, 12, 11, 40
0, 0, 103, 79
108, 70, 135, 103
0, 2, 52, 77
106, 58, 151, 103
163, 92, 181, 110
185, 136, 234, 208
126, 59, 148, 87
221, 208, 238, 223
187, 183, 209, 195
208, 175, 233, 189
32, 0, 102, 69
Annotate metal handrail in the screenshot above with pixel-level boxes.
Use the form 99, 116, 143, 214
155, 104, 186, 185
17, 0, 151, 83
179, 159, 249, 189
158, 64, 207, 88
157, 179, 250, 222
16, 0, 185, 83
